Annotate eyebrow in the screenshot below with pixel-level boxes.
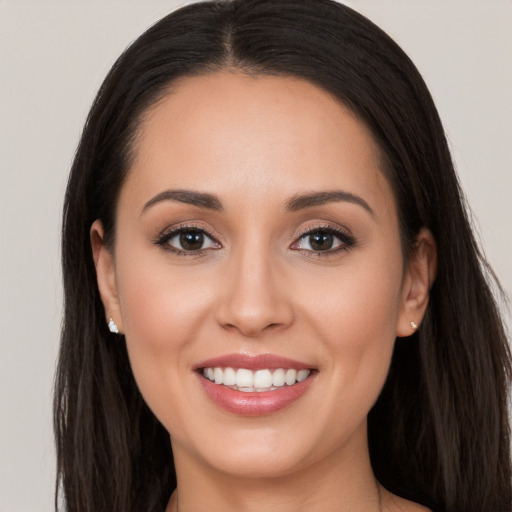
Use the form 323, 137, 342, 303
142, 189, 223, 214
284, 190, 374, 216
141, 188, 374, 216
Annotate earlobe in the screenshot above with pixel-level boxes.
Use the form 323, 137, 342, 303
90, 220, 124, 334
397, 227, 437, 337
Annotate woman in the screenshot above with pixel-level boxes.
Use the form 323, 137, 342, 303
54, 1, 511, 511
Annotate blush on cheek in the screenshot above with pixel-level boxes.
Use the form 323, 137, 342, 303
307, 270, 399, 396
119, 265, 216, 365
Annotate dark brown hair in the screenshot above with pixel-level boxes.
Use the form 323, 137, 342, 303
55, 1, 511, 510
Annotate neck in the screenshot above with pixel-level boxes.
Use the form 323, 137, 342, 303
167, 429, 383, 512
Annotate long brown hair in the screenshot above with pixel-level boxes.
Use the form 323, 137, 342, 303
55, 1, 511, 510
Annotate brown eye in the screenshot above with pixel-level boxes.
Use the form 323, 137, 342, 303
291, 226, 355, 254
158, 227, 221, 253
180, 231, 205, 251
309, 231, 334, 251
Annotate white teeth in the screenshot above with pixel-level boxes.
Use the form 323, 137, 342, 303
253, 369, 273, 388
223, 367, 236, 386
297, 369, 310, 382
202, 366, 311, 390
236, 368, 254, 388
285, 369, 297, 385
272, 368, 286, 387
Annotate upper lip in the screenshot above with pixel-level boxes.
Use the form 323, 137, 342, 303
194, 353, 314, 371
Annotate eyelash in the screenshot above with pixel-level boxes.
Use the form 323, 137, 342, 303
292, 224, 356, 257
154, 223, 356, 256
153, 223, 220, 256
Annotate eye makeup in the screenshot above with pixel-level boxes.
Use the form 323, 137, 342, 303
152, 220, 356, 258
153, 222, 221, 256
290, 223, 357, 257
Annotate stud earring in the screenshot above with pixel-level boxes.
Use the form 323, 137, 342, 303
410, 321, 418, 330
108, 318, 119, 334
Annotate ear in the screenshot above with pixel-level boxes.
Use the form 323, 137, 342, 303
90, 220, 124, 334
396, 227, 437, 337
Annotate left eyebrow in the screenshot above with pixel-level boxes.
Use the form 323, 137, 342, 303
284, 190, 374, 216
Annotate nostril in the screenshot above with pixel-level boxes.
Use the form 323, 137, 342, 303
263, 322, 282, 331
220, 320, 286, 338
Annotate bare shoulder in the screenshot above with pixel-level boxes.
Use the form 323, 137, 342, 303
382, 489, 433, 512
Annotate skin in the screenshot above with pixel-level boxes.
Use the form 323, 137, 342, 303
92, 72, 436, 512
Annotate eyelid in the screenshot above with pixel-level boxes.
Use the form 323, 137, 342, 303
152, 221, 355, 256
154, 222, 222, 253
293, 222, 352, 239
290, 223, 356, 253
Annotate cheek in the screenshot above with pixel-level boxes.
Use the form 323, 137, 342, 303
113, 246, 216, 415
116, 243, 215, 349
303, 251, 402, 337
297, 250, 403, 405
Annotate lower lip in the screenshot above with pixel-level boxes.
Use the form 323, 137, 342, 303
197, 372, 315, 416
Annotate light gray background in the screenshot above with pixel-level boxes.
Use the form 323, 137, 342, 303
1, 1, 510, 511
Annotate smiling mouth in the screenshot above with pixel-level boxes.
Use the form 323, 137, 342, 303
195, 354, 317, 415
201, 367, 312, 392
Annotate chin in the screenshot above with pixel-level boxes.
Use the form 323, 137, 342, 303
202, 445, 312, 480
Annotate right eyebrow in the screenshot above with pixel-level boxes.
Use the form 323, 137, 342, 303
141, 189, 224, 215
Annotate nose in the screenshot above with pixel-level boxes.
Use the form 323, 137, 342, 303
214, 245, 294, 338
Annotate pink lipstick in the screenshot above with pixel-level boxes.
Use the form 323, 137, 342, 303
195, 354, 316, 416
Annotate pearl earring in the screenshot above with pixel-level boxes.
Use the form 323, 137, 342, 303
410, 321, 418, 330
108, 318, 119, 334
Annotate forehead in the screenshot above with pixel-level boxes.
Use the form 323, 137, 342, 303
124, 71, 394, 217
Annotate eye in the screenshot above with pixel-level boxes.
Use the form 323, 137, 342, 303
156, 227, 221, 254
291, 227, 355, 253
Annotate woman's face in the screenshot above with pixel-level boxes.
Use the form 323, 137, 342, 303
94, 72, 428, 479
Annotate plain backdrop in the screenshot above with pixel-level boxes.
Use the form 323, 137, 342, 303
1, 1, 510, 511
